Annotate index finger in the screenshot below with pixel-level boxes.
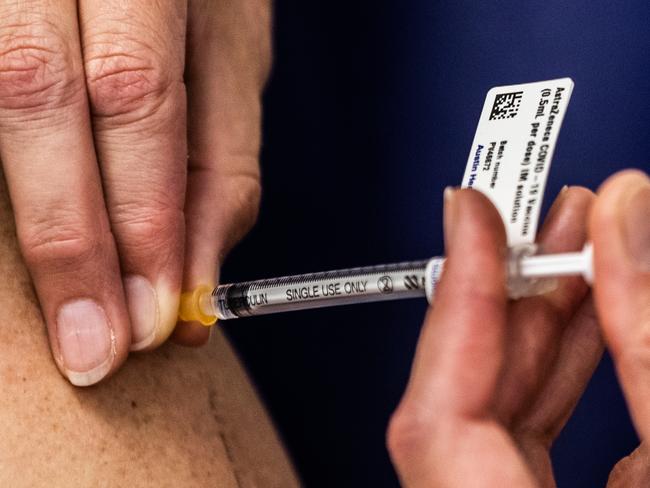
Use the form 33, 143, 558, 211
0, 1, 130, 384
79, 0, 188, 351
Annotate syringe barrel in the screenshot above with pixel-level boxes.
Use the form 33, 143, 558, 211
211, 260, 430, 319
187, 246, 591, 323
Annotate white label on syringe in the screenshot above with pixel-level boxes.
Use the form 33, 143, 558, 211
462, 78, 574, 246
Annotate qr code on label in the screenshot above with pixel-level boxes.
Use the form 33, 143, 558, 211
489, 91, 523, 120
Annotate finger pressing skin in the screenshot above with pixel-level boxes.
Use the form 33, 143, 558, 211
0, 1, 130, 385
590, 170, 650, 440
174, 0, 271, 345
495, 187, 594, 424
387, 190, 536, 486
79, 0, 188, 351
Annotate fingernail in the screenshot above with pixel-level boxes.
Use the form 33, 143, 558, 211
622, 182, 650, 270
557, 185, 570, 203
443, 187, 457, 247
57, 299, 115, 386
444, 186, 456, 204
540, 185, 572, 235
125, 275, 159, 351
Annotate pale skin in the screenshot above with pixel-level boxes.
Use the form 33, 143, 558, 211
0, 167, 299, 487
0, 0, 270, 386
387, 170, 650, 487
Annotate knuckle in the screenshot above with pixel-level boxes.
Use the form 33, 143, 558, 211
386, 407, 436, 467
19, 212, 105, 271
84, 37, 176, 122
110, 199, 184, 253
229, 173, 261, 236
0, 22, 82, 112
618, 324, 650, 372
214, 170, 261, 258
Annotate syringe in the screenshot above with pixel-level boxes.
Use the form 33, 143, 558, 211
178, 244, 594, 325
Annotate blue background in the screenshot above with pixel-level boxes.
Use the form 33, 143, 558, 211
223, 1, 650, 486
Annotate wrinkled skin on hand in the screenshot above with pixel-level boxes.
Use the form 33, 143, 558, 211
0, 0, 270, 385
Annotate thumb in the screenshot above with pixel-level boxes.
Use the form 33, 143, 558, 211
590, 170, 650, 439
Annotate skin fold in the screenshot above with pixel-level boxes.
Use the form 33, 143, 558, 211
0, 169, 299, 487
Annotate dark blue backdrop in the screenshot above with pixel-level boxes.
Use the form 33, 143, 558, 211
222, 2, 650, 486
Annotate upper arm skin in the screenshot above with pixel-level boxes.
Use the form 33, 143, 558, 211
0, 169, 299, 487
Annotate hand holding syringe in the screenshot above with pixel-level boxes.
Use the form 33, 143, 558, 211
386, 171, 650, 487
